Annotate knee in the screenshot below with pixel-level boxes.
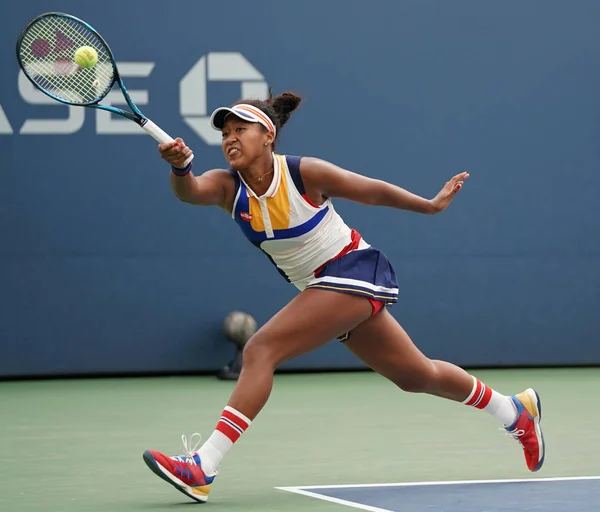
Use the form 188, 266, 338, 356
391, 360, 439, 394
241, 335, 278, 370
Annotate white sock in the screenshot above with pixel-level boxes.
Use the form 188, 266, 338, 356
463, 376, 517, 427
197, 406, 251, 476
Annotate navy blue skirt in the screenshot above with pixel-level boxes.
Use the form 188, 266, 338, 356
305, 246, 398, 340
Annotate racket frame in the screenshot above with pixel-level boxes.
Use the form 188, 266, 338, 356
16, 12, 191, 162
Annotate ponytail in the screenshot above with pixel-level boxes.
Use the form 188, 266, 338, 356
268, 91, 302, 128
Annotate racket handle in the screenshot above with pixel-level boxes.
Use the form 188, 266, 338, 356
142, 119, 194, 166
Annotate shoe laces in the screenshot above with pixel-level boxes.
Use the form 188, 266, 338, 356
172, 433, 203, 465
503, 428, 526, 446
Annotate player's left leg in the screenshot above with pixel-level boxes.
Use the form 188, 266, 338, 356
344, 308, 545, 472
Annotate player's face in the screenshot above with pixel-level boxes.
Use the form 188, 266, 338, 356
221, 116, 272, 168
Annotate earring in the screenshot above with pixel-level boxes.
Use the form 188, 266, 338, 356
264, 142, 268, 146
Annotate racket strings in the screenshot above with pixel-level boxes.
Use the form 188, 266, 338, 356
18, 15, 115, 104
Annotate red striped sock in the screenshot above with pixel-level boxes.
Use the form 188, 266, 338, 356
463, 376, 493, 409
197, 406, 251, 476
463, 376, 517, 426
215, 406, 251, 443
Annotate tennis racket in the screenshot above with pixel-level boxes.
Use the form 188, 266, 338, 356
16, 12, 193, 166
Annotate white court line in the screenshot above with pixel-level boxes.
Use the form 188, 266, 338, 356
276, 476, 600, 511
276, 487, 394, 512
278, 475, 600, 490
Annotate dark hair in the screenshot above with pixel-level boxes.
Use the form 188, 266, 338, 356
234, 91, 302, 145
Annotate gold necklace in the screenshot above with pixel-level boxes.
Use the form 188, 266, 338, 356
245, 168, 274, 185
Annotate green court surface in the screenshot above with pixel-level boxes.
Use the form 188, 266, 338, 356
1, 368, 598, 511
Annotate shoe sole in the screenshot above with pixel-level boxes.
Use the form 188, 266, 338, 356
142, 450, 208, 503
525, 388, 545, 472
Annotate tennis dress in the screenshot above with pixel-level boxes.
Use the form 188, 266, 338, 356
230, 154, 398, 338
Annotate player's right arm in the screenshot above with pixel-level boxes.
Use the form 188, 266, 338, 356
158, 139, 234, 210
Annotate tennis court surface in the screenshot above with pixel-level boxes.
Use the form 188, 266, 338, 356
1, 368, 598, 511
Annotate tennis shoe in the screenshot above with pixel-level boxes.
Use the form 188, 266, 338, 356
505, 388, 545, 472
143, 434, 215, 503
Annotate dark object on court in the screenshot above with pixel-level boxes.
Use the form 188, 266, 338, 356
217, 311, 257, 380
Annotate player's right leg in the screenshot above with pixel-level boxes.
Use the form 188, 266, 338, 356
143, 288, 373, 502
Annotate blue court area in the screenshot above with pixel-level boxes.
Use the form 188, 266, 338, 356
279, 477, 600, 512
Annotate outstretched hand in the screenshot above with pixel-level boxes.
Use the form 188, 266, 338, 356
158, 138, 193, 169
430, 171, 470, 213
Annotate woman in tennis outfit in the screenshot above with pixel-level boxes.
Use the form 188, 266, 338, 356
142, 92, 545, 503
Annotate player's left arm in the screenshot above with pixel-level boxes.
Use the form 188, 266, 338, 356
300, 157, 469, 214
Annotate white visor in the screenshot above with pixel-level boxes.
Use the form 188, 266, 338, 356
210, 103, 276, 135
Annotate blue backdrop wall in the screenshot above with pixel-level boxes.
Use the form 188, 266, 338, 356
1, 0, 599, 377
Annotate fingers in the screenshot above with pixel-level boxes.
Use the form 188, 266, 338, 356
451, 171, 470, 182
158, 138, 193, 168
158, 138, 185, 155
449, 171, 470, 192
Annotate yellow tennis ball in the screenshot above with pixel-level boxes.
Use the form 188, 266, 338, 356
74, 46, 98, 68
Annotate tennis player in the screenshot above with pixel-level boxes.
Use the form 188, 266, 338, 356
142, 92, 545, 503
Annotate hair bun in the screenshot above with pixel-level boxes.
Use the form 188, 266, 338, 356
269, 92, 302, 127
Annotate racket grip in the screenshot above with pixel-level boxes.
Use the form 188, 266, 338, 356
142, 119, 174, 142
142, 119, 194, 166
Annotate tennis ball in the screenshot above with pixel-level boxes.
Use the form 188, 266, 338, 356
74, 46, 98, 68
